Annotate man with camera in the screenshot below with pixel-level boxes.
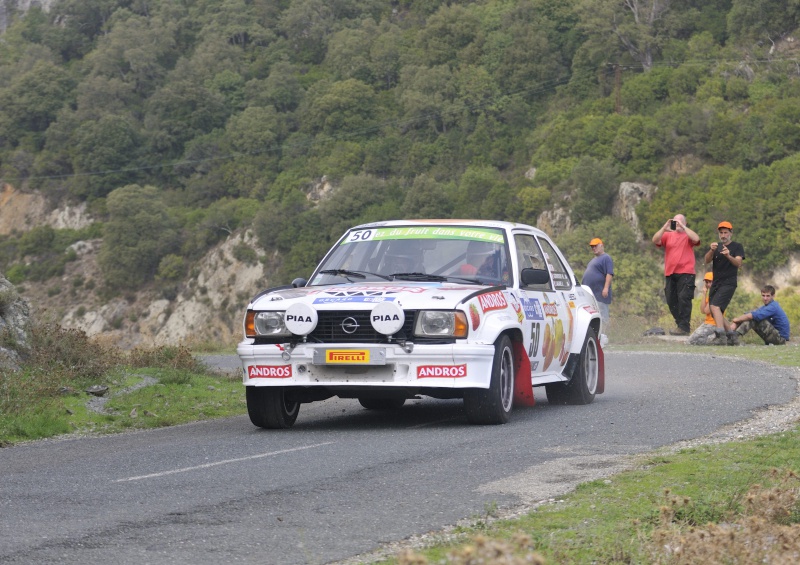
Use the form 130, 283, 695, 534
704, 221, 745, 345
652, 214, 701, 336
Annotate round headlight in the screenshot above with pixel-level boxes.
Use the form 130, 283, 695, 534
417, 311, 455, 335
254, 312, 286, 335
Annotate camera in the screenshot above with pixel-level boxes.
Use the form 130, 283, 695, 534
670, 220, 677, 230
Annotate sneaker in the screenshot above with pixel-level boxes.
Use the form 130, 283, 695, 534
727, 331, 740, 346
669, 328, 690, 336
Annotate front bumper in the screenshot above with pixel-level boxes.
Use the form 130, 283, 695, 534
237, 341, 496, 389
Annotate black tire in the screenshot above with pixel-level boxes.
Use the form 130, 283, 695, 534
544, 381, 570, 405
246, 386, 300, 429
464, 334, 515, 424
546, 327, 599, 405
358, 397, 406, 410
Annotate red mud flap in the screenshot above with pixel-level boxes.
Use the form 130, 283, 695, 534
512, 341, 535, 407
596, 341, 605, 394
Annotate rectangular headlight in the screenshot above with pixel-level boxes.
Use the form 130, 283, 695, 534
245, 310, 291, 338
414, 311, 468, 338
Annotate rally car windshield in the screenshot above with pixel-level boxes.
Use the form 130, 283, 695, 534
310, 226, 512, 286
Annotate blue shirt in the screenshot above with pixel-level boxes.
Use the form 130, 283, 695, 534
751, 300, 790, 340
581, 253, 614, 304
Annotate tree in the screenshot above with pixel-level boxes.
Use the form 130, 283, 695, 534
278, 0, 336, 64
84, 10, 177, 96
397, 65, 458, 135
402, 174, 454, 218
564, 156, 619, 224
303, 79, 378, 136
325, 24, 376, 82
144, 79, 229, 157
578, 0, 674, 70
0, 61, 75, 146
71, 114, 144, 199
98, 184, 180, 289
414, 3, 480, 67
727, 0, 800, 47
250, 61, 303, 112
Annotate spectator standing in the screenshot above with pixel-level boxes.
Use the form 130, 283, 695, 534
652, 214, 701, 335
729, 285, 790, 345
581, 238, 614, 334
704, 221, 745, 345
688, 272, 718, 345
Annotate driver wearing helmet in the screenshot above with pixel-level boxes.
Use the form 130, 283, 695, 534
383, 242, 422, 274
460, 240, 499, 278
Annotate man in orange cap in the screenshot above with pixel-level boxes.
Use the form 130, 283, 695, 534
581, 238, 613, 334
688, 272, 720, 345
704, 221, 745, 345
652, 213, 701, 335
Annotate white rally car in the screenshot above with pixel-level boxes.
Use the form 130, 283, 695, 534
237, 220, 605, 428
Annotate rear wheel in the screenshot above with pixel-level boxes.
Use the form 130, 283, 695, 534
546, 328, 598, 405
358, 397, 406, 410
464, 335, 514, 424
246, 386, 300, 429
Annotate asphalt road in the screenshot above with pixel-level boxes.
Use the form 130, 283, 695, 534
1, 351, 796, 565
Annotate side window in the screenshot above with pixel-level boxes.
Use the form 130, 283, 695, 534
537, 238, 573, 291
514, 234, 551, 290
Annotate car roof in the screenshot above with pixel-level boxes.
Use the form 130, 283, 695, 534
350, 219, 550, 238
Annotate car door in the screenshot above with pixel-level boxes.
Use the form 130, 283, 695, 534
513, 233, 552, 375
536, 236, 577, 372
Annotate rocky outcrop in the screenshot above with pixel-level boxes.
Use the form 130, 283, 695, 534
55, 230, 269, 348
612, 182, 658, 241
305, 176, 335, 202
145, 230, 267, 345
537, 181, 657, 238
0, 184, 92, 234
0, 274, 31, 372
536, 205, 572, 238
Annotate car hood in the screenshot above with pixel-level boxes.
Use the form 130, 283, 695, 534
250, 282, 496, 311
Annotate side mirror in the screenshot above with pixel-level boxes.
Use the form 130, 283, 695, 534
521, 268, 551, 286
291, 277, 308, 288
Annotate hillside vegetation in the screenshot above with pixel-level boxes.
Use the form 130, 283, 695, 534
1, 0, 800, 328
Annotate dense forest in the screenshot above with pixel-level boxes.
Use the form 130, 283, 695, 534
2, 0, 800, 324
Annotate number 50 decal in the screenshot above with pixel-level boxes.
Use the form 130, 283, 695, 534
346, 229, 374, 243
528, 322, 541, 357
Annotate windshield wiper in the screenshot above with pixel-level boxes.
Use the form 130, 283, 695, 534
319, 269, 391, 281
390, 272, 448, 281
443, 276, 486, 284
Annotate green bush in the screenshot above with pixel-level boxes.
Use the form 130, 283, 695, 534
231, 243, 258, 265
156, 254, 186, 281
5, 265, 26, 285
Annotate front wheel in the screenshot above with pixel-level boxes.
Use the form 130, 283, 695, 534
464, 335, 515, 424
246, 386, 300, 429
546, 327, 599, 405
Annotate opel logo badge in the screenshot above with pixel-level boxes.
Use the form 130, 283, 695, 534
341, 317, 359, 334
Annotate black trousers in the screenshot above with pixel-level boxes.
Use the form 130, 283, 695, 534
665, 273, 696, 332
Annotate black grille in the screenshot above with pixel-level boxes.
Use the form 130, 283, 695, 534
309, 310, 417, 344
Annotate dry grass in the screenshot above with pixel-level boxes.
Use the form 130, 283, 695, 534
397, 533, 546, 565
126, 343, 205, 371
649, 469, 800, 565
